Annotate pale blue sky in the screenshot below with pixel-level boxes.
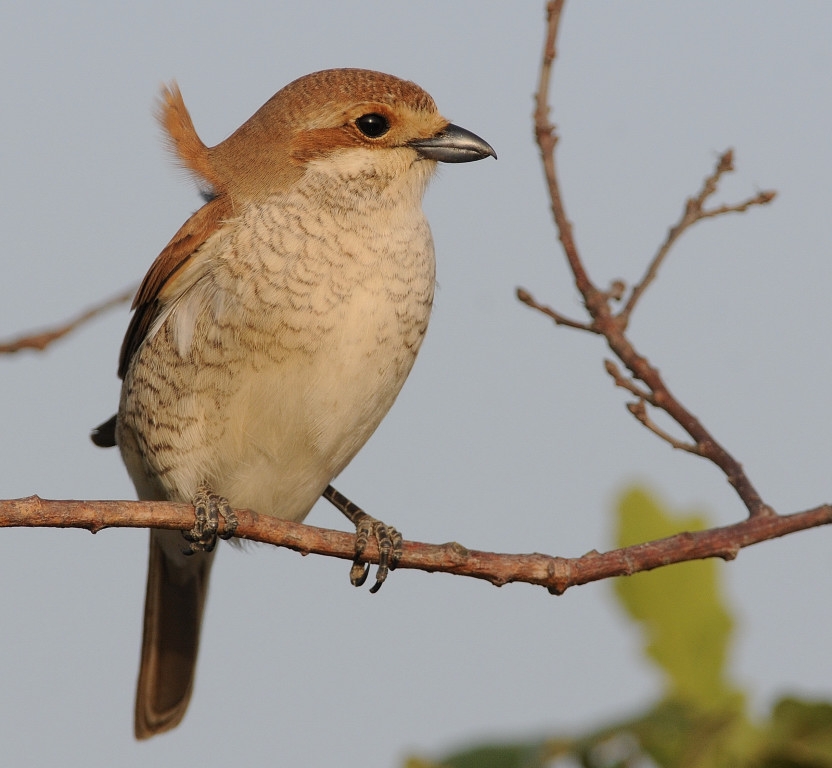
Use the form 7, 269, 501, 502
3, 2, 832, 766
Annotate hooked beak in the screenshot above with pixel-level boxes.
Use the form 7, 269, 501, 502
410, 123, 497, 163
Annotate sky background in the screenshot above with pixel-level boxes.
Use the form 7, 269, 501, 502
3, 2, 832, 766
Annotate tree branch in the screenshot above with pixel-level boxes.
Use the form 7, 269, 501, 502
0, 285, 135, 354
533, 0, 599, 307
520, 0, 776, 519
2, 496, 830, 595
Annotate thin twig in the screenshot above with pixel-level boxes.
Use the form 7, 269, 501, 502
603, 359, 652, 401
526, 1, 775, 519
619, 151, 776, 325
626, 400, 701, 455
516, 288, 594, 332
0, 285, 136, 354
605, 361, 700, 453
534, 1, 600, 307
699, 190, 777, 220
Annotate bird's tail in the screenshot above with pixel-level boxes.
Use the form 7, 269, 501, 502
134, 529, 215, 739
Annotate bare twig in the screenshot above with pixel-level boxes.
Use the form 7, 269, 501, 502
534, 0, 600, 308
1, 496, 830, 595
604, 360, 699, 452
626, 400, 701, 456
525, 0, 775, 519
698, 190, 777, 220
603, 359, 652, 401
516, 288, 594, 332
0, 285, 136, 354
619, 151, 776, 325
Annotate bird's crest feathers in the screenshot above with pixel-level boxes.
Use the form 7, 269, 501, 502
157, 83, 223, 196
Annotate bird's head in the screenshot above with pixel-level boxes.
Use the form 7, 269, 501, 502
158, 68, 495, 205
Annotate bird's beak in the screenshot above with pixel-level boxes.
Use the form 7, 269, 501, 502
410, 123, 497, 163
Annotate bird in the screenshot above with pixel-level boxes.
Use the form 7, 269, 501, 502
91, 67, 495, 739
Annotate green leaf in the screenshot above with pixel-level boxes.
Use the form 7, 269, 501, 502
409, 487, 832, 768
613, 487, 740, 710
405, 739, 574, 768
760, 697, 832, 766
611, 699, 756, 768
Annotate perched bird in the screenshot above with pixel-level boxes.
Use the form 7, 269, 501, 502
92, 68, 495, 739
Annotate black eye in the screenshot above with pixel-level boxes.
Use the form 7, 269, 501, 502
355, 113, 390, 138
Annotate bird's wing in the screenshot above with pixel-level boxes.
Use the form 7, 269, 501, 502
118, 194, 233, 379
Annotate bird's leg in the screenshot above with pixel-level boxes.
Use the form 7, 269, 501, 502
322, 484, 403, 593
182, 483, 239, 554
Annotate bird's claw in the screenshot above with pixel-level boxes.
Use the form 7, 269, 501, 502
182, 485, 238, 554
321, 485, 402, 593
350, 512, 403, 593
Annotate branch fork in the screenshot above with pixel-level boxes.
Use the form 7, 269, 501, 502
520, 0, 782, 532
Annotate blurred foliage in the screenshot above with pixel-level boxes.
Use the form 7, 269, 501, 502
405, 487, 832, 768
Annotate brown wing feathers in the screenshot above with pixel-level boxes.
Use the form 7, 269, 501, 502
117, 84, 231, 380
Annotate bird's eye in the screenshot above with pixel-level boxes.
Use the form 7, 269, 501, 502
355, 113, 390, 138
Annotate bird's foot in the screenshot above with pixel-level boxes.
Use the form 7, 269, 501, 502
350, 512, 403, 593
182, 485, 238, 554
322, 485, 402, 593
